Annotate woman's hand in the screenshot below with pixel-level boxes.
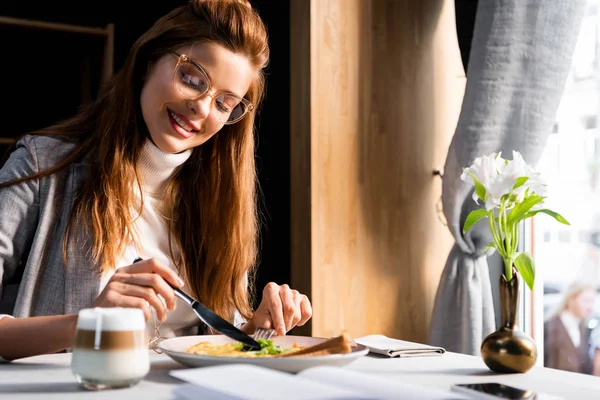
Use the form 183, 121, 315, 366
248, 283, 312, 336
92, 258, 185, 322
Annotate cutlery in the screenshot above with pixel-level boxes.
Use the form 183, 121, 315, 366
133, 257, 262, 350
254, 327, 276, 341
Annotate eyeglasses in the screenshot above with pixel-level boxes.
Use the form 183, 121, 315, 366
169, 50, 254, 125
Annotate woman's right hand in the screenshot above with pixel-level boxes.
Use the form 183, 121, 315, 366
92, 258, 185, 322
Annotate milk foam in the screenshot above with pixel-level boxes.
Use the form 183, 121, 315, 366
76, 308, 146, 331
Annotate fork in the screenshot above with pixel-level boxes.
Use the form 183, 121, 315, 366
254, 327, 276, 340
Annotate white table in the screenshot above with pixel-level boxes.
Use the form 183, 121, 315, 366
1, 351, 599, 399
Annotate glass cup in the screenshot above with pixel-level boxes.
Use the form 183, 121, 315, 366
71, 307, 150, 391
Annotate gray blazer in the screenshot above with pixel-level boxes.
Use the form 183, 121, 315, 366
0, 135, 101, 318
0, 135, 240, 335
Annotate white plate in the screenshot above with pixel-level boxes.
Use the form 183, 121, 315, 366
158, 335, 369, 373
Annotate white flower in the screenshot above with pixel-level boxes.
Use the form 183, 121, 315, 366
461, 152, 507, 210
461, 152, 503, 196
461, 151, 548, 211
460, 151, 567, 290
504, 151, 547, 201
503, 151, 530, 180
485, 174, 515, 210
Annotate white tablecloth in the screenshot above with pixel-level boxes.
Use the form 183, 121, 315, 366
0, 351, 599, 399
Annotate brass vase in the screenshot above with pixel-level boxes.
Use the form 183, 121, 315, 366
480, 268, 537, 373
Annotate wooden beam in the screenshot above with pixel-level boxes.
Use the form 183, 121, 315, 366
289, 0, 465, 342
289, 0, 312, 337
102, 23, 115, 84
0, 16, 108, 37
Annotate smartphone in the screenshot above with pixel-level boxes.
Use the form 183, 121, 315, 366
451, 383, 564, 400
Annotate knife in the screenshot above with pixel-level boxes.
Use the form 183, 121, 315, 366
133, 257, 262, 350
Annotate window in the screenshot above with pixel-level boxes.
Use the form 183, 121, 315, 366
530, 0, 600, 376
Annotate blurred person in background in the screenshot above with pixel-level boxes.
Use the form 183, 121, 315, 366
544, 282, 596, 374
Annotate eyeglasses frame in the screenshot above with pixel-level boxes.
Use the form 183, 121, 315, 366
169, 50, 255, 125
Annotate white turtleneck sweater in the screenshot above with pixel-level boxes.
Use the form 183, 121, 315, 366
98, 140, 199, 339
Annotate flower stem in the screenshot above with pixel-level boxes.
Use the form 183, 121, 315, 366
502, 202, 509, 254
499, 204, 508, 257
504, 256, 513, 281
512, 221, 518, 255
499, 198, 516, 280
488, 210, 505, 259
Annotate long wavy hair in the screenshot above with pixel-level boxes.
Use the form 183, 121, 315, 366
0, 0, 269, 323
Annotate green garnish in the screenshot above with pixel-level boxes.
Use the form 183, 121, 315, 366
241, 338, 287, 355
233, 342, 245, 351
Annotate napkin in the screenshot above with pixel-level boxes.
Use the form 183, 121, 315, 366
355, 335, 446, 358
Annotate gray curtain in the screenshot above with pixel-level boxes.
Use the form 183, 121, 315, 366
429, 0, 587, 355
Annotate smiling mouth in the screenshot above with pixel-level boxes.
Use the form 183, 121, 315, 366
168, 109, 199, 133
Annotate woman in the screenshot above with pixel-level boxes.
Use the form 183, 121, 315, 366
544, 282, 596, 374
0, 0, 311, 361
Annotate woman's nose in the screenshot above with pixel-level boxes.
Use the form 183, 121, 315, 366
188, 96, 212, 119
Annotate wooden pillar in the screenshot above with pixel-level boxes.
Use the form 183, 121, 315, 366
290, 0, 465, 342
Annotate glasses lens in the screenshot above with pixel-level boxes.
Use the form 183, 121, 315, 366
174, 61, 209, 99
213, 94, 247, 123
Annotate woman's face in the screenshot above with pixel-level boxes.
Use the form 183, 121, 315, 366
141, 42, 254, 154
569, 288, 596, 319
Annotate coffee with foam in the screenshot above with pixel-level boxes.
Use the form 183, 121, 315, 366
71, 308, 150, 391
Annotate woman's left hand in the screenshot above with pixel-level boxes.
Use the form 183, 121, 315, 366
248, 283, 312, 336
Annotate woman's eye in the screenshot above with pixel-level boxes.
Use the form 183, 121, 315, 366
216, 100, 231, 113
180, 72, 207, 91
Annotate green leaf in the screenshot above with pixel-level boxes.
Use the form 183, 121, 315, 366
482, 241, 497, 255
523, 209, 570, 225
514, 252, 535, 291
244, 338, 285, 355
463, 209, 488, 234
233, 342, 244, 351
257, 338, 273, 348
507, 195, 545, 225
513, 176, 529, 190
469, 172, 487, 203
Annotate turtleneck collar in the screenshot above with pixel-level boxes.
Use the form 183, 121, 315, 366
138, 140, 192, 197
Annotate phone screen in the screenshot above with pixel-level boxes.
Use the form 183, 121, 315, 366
455, 383, 536, 399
